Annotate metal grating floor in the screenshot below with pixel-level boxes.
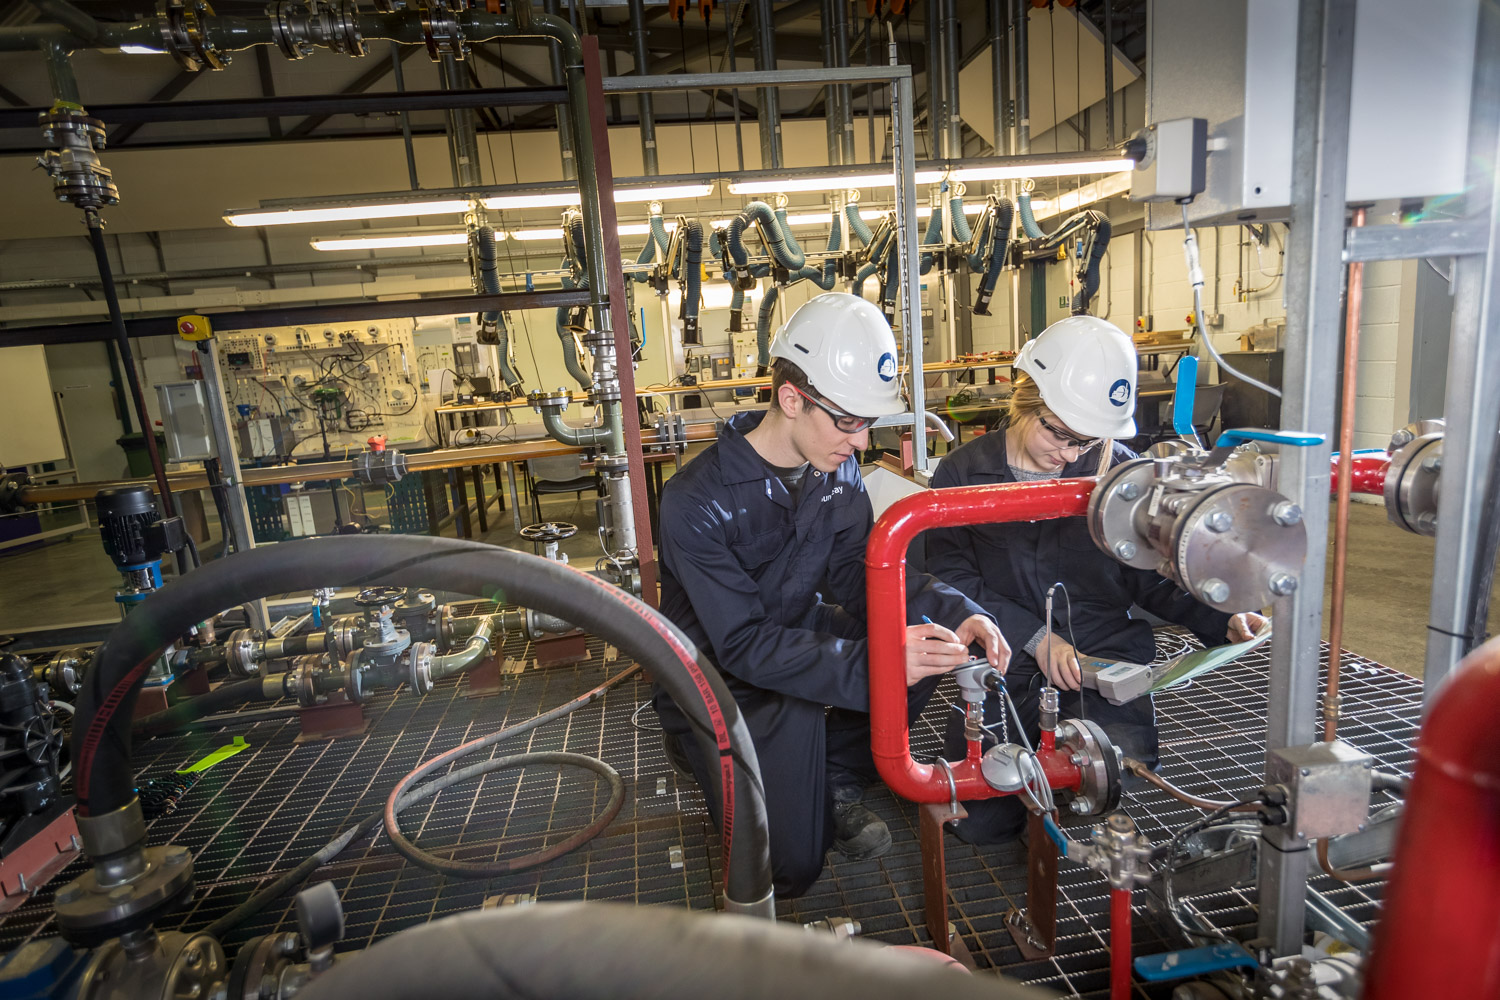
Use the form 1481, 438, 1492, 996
0, 627, 1418, 999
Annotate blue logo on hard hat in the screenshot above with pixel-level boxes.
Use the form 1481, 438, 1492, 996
1109, 379, 1131, 407
877, 352, 897, 382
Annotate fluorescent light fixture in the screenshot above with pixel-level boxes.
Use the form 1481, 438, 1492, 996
949, 158, 1134, 182
225, 200, 473, 227
482, 183, 714, 211
727, 171, 943, 195
616, 182, 714, 202
509, 227, 566, 241
482, 192, 581, 210
310, 232, 472, 251
119, 44, 165, 54
1029, 171, 1133, 221
618, 221, 680, 236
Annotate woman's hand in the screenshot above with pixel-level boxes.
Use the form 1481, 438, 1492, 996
955, 614, 1010, 674
1036, 634, 1083, 691
1228, 612, 1269, 643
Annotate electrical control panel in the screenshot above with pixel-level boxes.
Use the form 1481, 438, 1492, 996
216, 320, 427, 456
730, 331, 759, 380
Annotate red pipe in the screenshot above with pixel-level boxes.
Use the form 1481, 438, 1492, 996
862, 458, 1396, 807
1111, 887, 1133, 1000
1363, 634, 1500, 999
865, 479, 1094, 803
1346, 454, 1388, 496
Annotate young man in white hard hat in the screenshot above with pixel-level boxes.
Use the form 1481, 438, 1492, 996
651, 292, 1010, 898
926, 315, 1267, 843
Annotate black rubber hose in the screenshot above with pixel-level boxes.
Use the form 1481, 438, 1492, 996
73, 536, 772, 906
387, 752, 623, 877
1070, 214, 1112, 315
131, 679, 269, 739
206, 663, 640, 937
299, 902, 1049, 1000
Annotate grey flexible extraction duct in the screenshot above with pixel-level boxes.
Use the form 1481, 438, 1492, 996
71, 536, 775, 910
845, 203, 874, 246
299, 902, 1048, 1000
970, 196, 1014, 316
1071, 214, 1111, 315
674, 220, 704, 345
726, 202, 805, 275
551, 216, 594, 391
1018, 190, 1044, 239
472, 226, 524, 393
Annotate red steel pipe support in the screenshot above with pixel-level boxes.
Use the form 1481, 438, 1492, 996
866, 479, 1095, 803
1110, 887, 1133, 1000
1363, 634, 1500, 998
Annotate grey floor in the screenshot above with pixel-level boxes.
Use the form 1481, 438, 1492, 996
0, 479, 1495, 679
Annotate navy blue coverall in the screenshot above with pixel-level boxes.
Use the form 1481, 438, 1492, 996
652, 411, 989, 896
926, 427, 1231, 843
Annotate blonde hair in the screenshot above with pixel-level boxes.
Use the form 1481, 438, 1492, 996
1004, 372, 1113, 477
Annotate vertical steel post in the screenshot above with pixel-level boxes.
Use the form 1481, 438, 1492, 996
545, 0, 578, 180
1421, 0, 1500, 704
939, 0, 961, 159
628, 0, 660, 176
752, 0, 782, 168
989, 0, 1007, 155
830, 0, 854, 165
893, 67, 926, 473
1102, 0, 1114, 146
821, 0, 842, 165
1256, 0, 1356, 956
1013, 0, 1029, 154
582, 37, 658, 605
198, 340, 270, 630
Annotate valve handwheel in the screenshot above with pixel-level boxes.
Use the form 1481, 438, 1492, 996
355, 585, 405, 607
519, 522, 578, 544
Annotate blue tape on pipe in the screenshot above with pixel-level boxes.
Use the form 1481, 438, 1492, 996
1173, 356, 1199, 436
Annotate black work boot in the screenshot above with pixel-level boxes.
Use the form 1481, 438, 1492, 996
830, 799, 893, 861
661, 731, 696, 782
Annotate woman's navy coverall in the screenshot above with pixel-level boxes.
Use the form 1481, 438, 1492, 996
652, 410, 990, 896
926, 427, 1231, 843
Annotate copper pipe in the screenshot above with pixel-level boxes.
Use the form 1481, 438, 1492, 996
1326, 206, 1368, 742
1316, 835, 1391, 883
1122, 757, 1260, 813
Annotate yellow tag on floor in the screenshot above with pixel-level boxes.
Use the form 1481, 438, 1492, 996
176, 736, 250, 774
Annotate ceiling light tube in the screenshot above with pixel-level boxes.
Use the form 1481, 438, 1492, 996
225, 200, 474, 227
727, 171, 944, 195
483, 183, 715, 211
310, 232, 473, 251
949, 158, 1134, 182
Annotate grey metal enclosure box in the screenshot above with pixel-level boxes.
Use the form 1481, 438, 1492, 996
155, 380, 216, 463
1144, 0, 1477, 229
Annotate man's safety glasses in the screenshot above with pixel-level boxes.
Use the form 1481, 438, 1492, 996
789, 384, 877, 434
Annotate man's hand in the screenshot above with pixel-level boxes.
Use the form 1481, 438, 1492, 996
1228, 612, 1269, 643
955, 614, 1010, 674
1036, 634, 1083, 691
903, 621, 973, 686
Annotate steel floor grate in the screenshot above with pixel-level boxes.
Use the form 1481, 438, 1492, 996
0, 628, 1418, 999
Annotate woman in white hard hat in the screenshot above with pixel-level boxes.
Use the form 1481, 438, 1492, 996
651, 292, 1008, 894
925, 315, 1265, 845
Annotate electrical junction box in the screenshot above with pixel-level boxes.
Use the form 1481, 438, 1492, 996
238, 417, 296, 460
1265, 740, 1374, 841
1143, 0, 1476, 228
155, 381, 215, 462
286, 492, 316, 538
730, 331, 759, 379
1130, 118, 1208, 203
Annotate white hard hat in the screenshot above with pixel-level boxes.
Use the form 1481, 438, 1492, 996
1015, 315, 1138, 439
769, 293, 905, 417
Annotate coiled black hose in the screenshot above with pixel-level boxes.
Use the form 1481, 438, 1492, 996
74, 536, 773, 907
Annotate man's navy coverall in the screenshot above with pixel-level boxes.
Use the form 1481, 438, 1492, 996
653, 410, 989, 896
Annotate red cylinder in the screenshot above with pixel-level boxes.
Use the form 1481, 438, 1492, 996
1344, 454, 1389, 497
1364, 634, 1500, 998
1111, 888, 1132, 1000
865, 479, 1094, 803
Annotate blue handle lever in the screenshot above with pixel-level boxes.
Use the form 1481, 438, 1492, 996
1216, 428, 1326, 448
1172, 356, 1199, 436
